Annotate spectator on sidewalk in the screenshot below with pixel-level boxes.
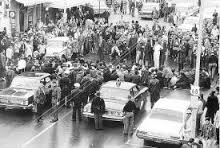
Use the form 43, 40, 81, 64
201, 117, 216, 148
205, 91, 219, 123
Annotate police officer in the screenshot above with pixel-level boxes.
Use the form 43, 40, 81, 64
71, 83, 82, 121
91, 92, 105, 130
50, 75, 61, 123
60, 71, 71, 107
35, 81, 46, 122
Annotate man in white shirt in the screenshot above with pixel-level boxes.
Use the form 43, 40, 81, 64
153, 40, 163, 68
6, 44, 13, 64
211, 25, 219, 39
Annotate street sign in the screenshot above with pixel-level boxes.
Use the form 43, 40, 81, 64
190, 85, 200, 96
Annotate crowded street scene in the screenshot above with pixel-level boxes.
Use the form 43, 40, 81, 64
0, 0, 219, 147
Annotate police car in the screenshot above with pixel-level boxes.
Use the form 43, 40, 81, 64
83, 80, 148, 121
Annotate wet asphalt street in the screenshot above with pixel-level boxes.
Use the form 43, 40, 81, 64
0, 89, 194, 148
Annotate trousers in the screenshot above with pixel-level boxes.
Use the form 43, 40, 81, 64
123, 112, 134, 135
51, 103, 58, 120
94, 113, 103, 130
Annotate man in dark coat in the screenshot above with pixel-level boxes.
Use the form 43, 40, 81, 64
59, 72, 71, 107
149, 73, 160, 108
124, 69, 133, 82
205, 91, 219, 123
132, 70, 141, 85
91, 92, 105, 130
71, 83, 82, 121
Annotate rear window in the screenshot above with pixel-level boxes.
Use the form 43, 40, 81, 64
149, 108, 183, 123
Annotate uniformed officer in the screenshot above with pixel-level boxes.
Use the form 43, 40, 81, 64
35, 81, 46, 122
50, 75, 61, 123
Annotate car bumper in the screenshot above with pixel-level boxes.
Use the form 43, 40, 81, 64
83, 112, 124, 122
136, 132, 181, 145
0, 103, 33, 110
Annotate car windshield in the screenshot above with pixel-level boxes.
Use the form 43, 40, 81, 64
149, 108, 183, 123
100, 87, 129, 102
10, 77, 40, 90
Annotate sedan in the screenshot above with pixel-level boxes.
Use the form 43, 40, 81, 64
136, 98, 192, 145
83, 80, 148, 121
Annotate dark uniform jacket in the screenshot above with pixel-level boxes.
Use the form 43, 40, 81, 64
91, 96, 105, 114
71, 88, 82, 109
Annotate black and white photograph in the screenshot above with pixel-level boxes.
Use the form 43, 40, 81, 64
0, 0, 219, 147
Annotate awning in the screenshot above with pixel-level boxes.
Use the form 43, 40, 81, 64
15, 0, 53, 6
47, 0, 91, 9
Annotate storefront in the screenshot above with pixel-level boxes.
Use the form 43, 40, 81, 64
0, 0, 20, 36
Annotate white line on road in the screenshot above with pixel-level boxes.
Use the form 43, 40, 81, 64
21, 109, 72, 148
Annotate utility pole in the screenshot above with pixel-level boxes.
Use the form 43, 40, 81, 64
190, 0, 205, 138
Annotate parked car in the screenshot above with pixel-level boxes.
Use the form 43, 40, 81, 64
136, 98, 192, 146
45, 37, 70, 59
83, 80, 148, 121
139, 0, 160, 19
0, 72, 51, 112
88, 0, 111, 16
178, 16, 199, 32
175, 3, 199, 19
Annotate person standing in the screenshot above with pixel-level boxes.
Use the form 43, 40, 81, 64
71, 83, 82, 121
205, 91, 219, 123
35, 81, 46, 122
201, 117, 216, 148
123, 95, 136, 136
50, 76, 61, 123
153, 40, 163, 69
97, 35, 106, 61
149, 73, 160, 108
91, 92, 105, 130
59, 71, 71, 107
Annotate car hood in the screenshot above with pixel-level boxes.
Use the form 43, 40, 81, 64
0, 88, 34, 99
137, 118, 183, 137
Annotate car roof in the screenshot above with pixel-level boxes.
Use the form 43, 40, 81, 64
19, 72, 50, 80
154, 98, 190, 113
102, 81, 136, 90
